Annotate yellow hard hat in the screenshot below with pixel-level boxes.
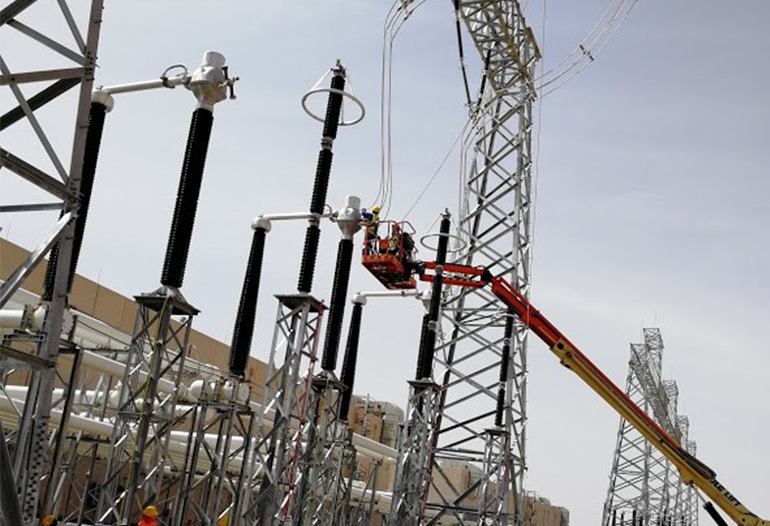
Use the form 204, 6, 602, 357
372, 206, 381, 213
143, 505, 158, 518
42, 516, 56, 526
217, 513, 230, 526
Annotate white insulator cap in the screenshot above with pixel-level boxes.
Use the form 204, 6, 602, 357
336, 195, 362, 240
202, 51, 226, 70
91, 90, 115, 112
351, 292, 368, 306
252, 216, 272, 232
189, 51, 228, 110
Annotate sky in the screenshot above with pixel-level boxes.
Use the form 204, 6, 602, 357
1, 0, 768, 524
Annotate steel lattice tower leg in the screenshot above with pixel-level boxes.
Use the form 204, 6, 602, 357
172, 379, 254, 526
242, 295, 324, 526
390, 380, 441, 526
430, 2, 539, 523
478, 428, 511, 525
1, 1, 105, 523
684, 441, 699, 526
297, 375, 357, 526
96, 293, 196, 524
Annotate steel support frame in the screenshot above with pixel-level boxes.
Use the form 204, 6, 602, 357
97, 292, 196, 525
0, 331, 124, 524
349, 459, 381, 526
1, 1, 104, 523
173, 379, 254, 526
297, 374, 356, 526
478, 428, 511, 525
430, 2, 538, 524
390, 380, 440, 526
50, 354, 116, 525
242, 294, 323, 526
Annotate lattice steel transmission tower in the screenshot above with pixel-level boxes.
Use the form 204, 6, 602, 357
602, 328, 699, 526
1, 1, 105, 524
429, 1, 540, 523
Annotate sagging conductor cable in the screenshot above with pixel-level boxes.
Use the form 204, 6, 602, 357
42, 92, 114, 302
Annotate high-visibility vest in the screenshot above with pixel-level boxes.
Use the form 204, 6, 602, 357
367, 212, 379, 236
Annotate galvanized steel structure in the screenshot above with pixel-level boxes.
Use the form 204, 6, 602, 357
430, 1, 539, 523
602, 329, 700, 526
1, 0, 104, 523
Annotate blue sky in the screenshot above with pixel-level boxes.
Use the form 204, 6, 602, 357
2, 1, 768, 523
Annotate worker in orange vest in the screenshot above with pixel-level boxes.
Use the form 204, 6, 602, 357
138, 506, 159, 526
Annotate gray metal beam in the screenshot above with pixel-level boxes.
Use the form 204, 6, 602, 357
0, 77, 80, 131
7, 20, 85, 64
0, 148, 74, 201
0, 211, 73, 310
0, 0, 38, 26
0, 420, 24, 526
0, 202, 63, 213
0, 344, 57, 372
0, 67, 84, 86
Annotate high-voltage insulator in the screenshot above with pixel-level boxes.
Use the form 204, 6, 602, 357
297, 61, 348, 294
320, 196, 361, 372
161, 51, 230, 289
339, 296, 364, 421
495, 313, 515, 427
229, 218, 271, 377
415, 211, 451, 380
42, 91, 114, 302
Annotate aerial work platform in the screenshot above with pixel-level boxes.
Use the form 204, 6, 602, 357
361, 221, 417, 290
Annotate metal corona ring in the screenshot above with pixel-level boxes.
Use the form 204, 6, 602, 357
419, 231, 467, 253
301, 87, 366, 126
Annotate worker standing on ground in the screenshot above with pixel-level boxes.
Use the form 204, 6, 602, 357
137, 506, 159, 526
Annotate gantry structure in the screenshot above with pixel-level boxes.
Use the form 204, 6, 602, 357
602, 328, 700, 526
428, 1, 539, 523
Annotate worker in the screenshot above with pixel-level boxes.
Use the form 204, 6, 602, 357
363, 205, 381, 254
41, 516, 58, 526
388, 227, 400, 255
138, 505, 159, 526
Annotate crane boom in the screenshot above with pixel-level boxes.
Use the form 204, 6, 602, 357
419, 261, 768, 526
